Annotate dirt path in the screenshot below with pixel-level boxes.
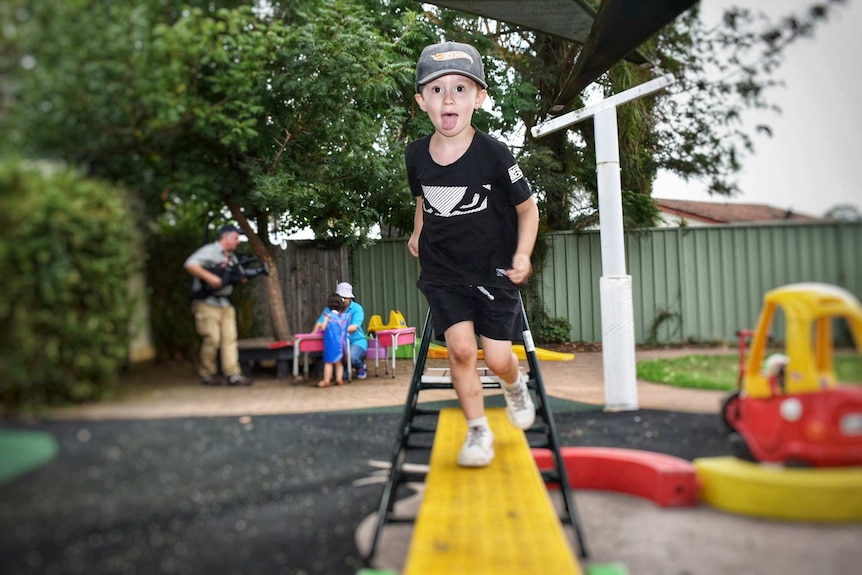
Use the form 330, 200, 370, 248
48, 349, 730, 421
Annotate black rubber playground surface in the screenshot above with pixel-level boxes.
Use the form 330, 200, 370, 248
0, 402, 732, 575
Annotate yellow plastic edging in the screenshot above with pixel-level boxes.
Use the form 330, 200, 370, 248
694, 456, 862, 522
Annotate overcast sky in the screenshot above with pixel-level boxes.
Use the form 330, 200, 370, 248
653, 0, 861, 217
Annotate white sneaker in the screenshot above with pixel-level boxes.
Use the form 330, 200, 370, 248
502, 373, 536, 430
457, 426, 495, 467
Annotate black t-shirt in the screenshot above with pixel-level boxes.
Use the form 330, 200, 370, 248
406, 128, 533, 287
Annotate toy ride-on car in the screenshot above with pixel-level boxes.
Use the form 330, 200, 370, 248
722, 283, 862, 467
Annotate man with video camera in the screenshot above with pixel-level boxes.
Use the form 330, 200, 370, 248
184, 223, 261, 386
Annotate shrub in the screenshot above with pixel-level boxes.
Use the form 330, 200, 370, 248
534, 314, 572, 344
145, 227, 203, 361
0, 160, 135, 411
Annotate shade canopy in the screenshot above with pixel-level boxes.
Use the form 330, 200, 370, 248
425, 0, 697, 112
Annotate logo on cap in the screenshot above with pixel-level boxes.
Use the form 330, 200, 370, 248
430, 50, 474, 64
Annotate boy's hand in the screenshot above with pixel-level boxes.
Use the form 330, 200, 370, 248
408, 234, 420, 258
506, 253, 532, 285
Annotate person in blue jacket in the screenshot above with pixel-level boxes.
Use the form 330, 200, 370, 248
335, 282, 368, 379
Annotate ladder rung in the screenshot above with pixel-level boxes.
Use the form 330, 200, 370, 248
421, 367, 499, 385
420, 367, 526, 385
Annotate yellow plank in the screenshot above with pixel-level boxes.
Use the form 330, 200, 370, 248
404, 408, 581, 575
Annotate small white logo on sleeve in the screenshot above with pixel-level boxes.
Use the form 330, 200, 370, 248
508, 164, 524, 183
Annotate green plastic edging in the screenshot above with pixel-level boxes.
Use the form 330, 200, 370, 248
0, 430, 60, 484
586, 563, 629, 575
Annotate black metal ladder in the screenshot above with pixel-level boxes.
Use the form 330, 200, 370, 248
363, 293, 589, 564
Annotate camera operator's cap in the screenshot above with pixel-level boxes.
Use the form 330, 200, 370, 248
335, 282, 354, 299
218, 224, 244, 236
416, 41, 487, 92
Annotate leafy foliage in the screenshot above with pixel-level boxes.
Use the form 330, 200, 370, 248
0, 159, 136, 411
1, 0, 421, 242
533, 313, 573, 345
416, 1, 848, 229
0, 0, 848, 349
1, 0, 428, 339
825, 204, 862, 222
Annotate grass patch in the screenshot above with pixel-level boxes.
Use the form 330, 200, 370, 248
637, 352, 862, 391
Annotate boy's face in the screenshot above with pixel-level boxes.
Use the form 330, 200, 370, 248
415, 74, 487, 137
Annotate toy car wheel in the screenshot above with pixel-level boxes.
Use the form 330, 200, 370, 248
721, 391, 742, 433
728, 432, 757, 462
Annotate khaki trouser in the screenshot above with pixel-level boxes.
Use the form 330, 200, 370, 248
193, 301, 240, 378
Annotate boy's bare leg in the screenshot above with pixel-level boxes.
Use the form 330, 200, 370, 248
334, 360, 344, 385
481, 336, 535, 430
481, 337, 519, 384
446, 322, 495, 467
444, 322, 484, 419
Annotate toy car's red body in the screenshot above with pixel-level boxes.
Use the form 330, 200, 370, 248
723, 283, 862, 467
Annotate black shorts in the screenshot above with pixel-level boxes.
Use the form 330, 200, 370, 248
417, 279, 523, 342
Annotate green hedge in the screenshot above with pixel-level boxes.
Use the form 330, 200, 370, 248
0, 160, 135, 410
145, 228, 204, 361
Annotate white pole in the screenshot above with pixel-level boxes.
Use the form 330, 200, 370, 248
530, 75, 673, 411
595, 107, 626, 277
595, 106, 638, 411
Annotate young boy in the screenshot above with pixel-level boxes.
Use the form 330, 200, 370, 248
406, 41, 540, 467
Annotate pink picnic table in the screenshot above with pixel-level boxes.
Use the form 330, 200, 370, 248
368, 327, 417, 378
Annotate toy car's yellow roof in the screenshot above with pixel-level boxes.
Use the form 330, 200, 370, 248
765, 283, 862, 323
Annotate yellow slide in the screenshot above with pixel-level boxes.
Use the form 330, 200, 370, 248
428, 343, 573, 361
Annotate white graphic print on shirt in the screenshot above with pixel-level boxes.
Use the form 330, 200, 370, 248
508, 164, 524, 183
421, 185, 488, 218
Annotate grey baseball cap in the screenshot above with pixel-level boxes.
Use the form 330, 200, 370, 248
415, 41, 487, 92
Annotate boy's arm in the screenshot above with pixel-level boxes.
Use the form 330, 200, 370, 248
507, 197, 539, 286
407, 198, 423, 258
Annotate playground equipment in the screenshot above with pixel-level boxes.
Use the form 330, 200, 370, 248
722, 283, 862, 467
427, 342, 575, 362
365, 310, 416, 377
364, 296, 588, 570
367, 310, 408, 333
532, 447, 700, 508
694, 455, 862, 522
405, 408, 582, 574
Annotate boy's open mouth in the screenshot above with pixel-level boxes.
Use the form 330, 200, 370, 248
441, 112, 458, 131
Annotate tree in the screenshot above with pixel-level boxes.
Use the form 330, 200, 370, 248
1, 0, 421, 339
416, 1, 849, 229
824, 204, 861, 222
1, 0, 849, 340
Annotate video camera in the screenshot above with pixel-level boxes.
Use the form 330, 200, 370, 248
193, 255, 269, 300
231, 256, 270, 282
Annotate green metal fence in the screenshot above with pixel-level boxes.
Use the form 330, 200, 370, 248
351, 222, 862, 345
